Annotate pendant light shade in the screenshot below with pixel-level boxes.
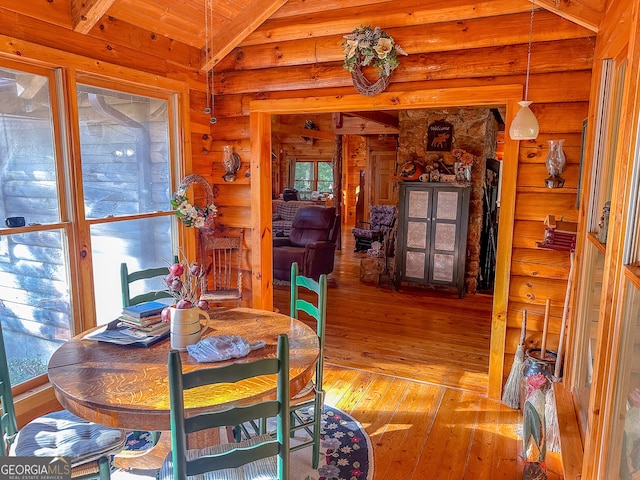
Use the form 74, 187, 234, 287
509, 101, 539, 140
509, 0, 539, 141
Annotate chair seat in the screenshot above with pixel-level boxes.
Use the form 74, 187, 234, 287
158, 434, 278, 480
200, 290, 242, 301
351, 227, 383, 240
11, 409, 126, 467
292, 380, 316, 401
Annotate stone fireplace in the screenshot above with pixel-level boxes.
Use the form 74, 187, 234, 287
397, 108, 499, 294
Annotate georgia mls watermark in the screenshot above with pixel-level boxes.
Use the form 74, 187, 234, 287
0, 457, 71, 480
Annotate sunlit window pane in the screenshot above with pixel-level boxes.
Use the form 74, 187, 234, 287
608, 281, 640, 479
76, 85, 171, 219
0, 230, 71, 383
91, 216, 173, 325
294, 161, 313, 198
0, 67, 60, 224
318, 161, 333, 193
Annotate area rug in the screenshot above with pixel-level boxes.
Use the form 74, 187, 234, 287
114, 404, 373, 480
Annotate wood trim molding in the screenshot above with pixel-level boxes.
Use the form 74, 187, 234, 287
249, 84, 523, 399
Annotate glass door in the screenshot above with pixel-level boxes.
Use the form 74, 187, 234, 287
572, 56, 627, 437
604, 83, 640, 478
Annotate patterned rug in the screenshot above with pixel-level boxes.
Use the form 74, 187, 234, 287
115, 404, 373, 480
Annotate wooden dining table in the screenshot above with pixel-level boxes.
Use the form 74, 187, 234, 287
47, 307, 319, 433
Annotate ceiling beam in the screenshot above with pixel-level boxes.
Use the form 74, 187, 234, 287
272, 123, 335, 140
530, 0, 603, 33
347, 111, 399, 129
70, 0, 115, 34
334, 117, 400, 136
201, 0, 288, 71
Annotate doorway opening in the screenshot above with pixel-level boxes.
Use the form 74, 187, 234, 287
249, 85, 523, 399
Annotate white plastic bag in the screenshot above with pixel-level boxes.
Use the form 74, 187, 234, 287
186, 335, 266, 362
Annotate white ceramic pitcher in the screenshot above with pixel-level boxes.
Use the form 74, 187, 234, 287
169, 306, 210, 351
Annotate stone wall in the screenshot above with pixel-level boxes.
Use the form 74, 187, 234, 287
397, 108, 499, 294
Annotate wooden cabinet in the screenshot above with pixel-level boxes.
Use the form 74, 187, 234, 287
395, 182, 470, 297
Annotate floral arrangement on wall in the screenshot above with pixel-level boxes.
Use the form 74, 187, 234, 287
342, 25, 407, 96
170, 174, 217, 235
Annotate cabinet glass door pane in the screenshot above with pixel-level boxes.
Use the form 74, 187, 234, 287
407, 221, 427, 249
436, 191, 459, 220
408, 190, 429, 218
405, 251, 426, 279
432, 253, 454, 282
434, 223, 456, 251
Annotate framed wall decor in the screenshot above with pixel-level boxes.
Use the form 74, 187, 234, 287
427, 120, 453, 152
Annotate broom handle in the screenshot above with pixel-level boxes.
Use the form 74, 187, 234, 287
520, 309, 527, 344
541, 298, 551, 358
554, 251, 575, 378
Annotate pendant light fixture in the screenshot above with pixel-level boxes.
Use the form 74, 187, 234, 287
509, 0, 539, 140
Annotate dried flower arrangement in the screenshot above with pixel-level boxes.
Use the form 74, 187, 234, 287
342, 25, 407, 96
170, 174, 217, 235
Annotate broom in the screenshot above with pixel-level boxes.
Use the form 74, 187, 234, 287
502, 309, 527, 409
545, 252, 575, 454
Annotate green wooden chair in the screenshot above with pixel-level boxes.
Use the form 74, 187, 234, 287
289, 261, 327, 469
0, 324, 125, 479
120, 261, 175, 307
120, 258, 181, 451
158, 334, 290, 480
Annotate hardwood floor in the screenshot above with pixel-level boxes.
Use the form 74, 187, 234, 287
273, 232, 564, 479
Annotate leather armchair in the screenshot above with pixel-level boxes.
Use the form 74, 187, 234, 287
273, 206, 339, 281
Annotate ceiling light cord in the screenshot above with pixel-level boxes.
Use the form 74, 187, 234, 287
524, 0, 535, 101
203, 0, 217, 123
508, 0, 539, 140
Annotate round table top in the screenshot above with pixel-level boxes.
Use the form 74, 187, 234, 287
47, 307, 319, 431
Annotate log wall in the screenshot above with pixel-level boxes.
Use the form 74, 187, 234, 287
210, 3, 594, 393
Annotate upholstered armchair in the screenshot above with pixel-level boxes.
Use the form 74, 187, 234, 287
273, 206, 339, 281
352, 205, 396, 253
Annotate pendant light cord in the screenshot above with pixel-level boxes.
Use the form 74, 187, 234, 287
524, 0, 535, 101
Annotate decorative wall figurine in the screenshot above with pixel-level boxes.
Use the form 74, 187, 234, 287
221, 145, 241, 182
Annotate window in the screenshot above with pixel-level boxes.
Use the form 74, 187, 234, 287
293, 160, 333, 199
0, 60, 181, 387
76, 83, 175, 325
572, 57, 627, 436
605, 100, 640, 478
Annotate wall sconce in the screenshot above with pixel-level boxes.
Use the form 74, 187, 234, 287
509, 0, 539, 140
221, 145, 241, 182
544, 139, 566, 188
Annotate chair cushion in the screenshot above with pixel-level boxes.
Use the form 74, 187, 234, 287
11, 409, 126, 467
351, 228, 382, 240
288, 207, 336, 247
275, 200, 315, 221
158, 433, 278, 480
370, 205, 396, 230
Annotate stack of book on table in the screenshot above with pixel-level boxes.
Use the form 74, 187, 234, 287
85, 301, 171, 347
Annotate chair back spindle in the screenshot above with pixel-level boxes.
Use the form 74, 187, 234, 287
199, 230, 244, 307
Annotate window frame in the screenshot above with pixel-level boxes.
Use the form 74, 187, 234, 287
293, 158, 334, 198
0, 54, 190, 391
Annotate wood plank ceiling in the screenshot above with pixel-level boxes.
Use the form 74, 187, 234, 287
1, 0, 605, 73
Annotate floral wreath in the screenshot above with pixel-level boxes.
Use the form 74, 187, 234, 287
170, 174, 217, 235
342, 25, 407, 96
